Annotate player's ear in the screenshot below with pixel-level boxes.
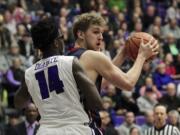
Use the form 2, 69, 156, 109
77, 30, 84, 39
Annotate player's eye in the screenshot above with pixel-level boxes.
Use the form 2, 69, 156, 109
93, 31, 100, 34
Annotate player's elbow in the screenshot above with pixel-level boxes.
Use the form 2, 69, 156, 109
115, 79, 134, 91
111, 72, 134, 91
123, 78, 135, 91
126, 82, 134, 91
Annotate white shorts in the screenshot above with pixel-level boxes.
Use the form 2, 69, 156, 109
36, 125, 95, 135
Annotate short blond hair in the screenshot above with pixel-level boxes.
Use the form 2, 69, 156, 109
73, 13, 106, 40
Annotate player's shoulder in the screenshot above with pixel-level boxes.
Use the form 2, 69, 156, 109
57, 55, 75, 61
61, 55, 75, 59
82, 50, 107, 59
84, 50, 103, 55
80, 50, 110, 67
26, 62, 36, 73
24, 64, 35, 78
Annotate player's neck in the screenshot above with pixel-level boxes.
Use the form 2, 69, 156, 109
42, 50, 60, 58
74, 40, 86, 49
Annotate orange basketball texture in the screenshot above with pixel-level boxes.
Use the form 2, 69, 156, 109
125, 32, 157, 62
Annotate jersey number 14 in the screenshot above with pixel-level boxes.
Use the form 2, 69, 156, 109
35, 65, 64, 99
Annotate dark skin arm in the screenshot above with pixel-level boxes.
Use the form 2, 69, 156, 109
72, 58, 103, 110
14, 75, 31, 109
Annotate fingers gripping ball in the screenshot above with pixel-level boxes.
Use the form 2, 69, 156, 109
125, 32, 158, 62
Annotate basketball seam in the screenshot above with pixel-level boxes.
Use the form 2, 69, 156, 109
128, 39, 136, 60
131, 37, 139, 49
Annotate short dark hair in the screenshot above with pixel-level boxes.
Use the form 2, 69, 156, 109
31, 18, 59, 51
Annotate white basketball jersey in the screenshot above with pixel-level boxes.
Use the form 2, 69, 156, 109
25, 56, 90, 128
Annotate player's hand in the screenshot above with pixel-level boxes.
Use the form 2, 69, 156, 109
138, 37, 159, 59
150, 39, 159, 56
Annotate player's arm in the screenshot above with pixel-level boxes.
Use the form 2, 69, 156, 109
90, 51, 138, 90
14, 75, 31, 109
72, 58, 103, 110
112, 46, 126, 67
88, 38, 158, 91
101, 46, 126, 88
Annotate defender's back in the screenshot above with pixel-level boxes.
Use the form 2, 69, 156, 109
25, 56, 89, 128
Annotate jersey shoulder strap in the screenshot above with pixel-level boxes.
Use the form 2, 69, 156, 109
65, 48, 86, 59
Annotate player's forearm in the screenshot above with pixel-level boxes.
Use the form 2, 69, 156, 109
126, 54, 146, 88
112, 47, 126, 67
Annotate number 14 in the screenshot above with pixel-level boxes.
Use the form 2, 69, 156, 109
35, 65, 64, 99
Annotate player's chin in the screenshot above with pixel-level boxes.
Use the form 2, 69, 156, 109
95, 46, 101, 51
95, 48, 101, 51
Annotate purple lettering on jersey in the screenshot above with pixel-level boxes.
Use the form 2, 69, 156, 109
53, 57, 58, 62
49, 57, 58, 63
35, 63, 39, 70
35, 65, 64, 100
35, 57, 58, 70
35, 70, 49, 99
48, 65, 64, 94
46, 60, 50, 66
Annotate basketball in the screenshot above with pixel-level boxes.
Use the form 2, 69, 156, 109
125, 32, 157, 62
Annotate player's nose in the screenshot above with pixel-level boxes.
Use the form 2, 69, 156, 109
98, 33, 103, 40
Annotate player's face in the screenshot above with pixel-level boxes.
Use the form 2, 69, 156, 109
154, 106, 167, 127
84, 25, 104, 51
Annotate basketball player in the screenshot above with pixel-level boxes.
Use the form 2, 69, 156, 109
66, 12, 159, 91
14, 18, 103, 135
66, 13, 159, 134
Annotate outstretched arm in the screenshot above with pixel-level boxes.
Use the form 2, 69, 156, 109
72, 58, 103, 110
14, 75, 31, 109
112, 46, 126, 67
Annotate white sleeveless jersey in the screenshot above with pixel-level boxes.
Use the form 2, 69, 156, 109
25, 56, 90, 128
